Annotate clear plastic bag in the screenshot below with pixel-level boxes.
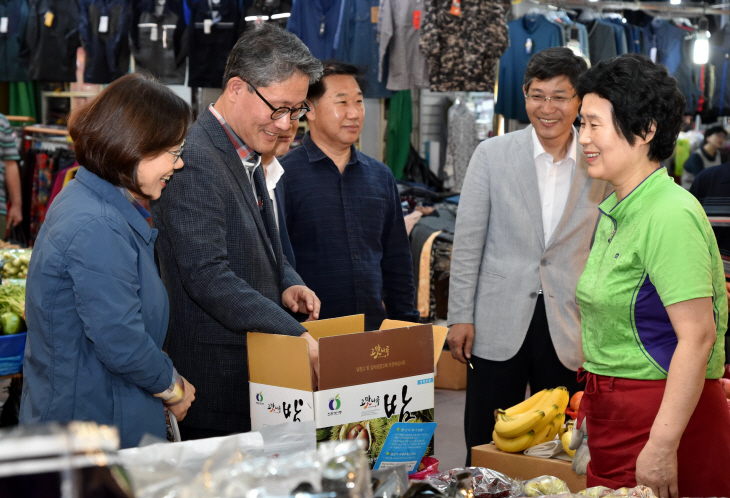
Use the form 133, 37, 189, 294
578, 486, 613, 497
523, 475, 570, 496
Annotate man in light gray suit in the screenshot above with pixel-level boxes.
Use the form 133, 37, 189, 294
447, 48, 610, 464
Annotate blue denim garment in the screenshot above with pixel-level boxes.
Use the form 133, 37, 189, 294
287, 0, 344, 60
20, 167, 174, 449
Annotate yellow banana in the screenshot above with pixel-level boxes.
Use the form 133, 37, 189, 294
561, 429, 575, 457
533, 386, 570, 415
531, 403, 559, 434
494, 410, 545, 438
503, 388, 551, 417
529, 422, 553, 447
546, 412, 565, 441
493, 429, 535, 453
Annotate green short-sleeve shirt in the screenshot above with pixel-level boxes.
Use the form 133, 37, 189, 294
576, 167, 727, 380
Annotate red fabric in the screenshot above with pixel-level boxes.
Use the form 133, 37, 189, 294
579, 370, 730, 495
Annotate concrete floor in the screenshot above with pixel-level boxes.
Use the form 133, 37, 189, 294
433, 388, 467, 471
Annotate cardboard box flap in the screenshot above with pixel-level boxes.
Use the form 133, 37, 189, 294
380, 320, 448, 368
247, 332, 312, 391
318, 325, 434, 390
303, 314, 365, 340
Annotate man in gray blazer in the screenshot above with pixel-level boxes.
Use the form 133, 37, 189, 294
447, 48, 610, 464
151, 25, 323, 440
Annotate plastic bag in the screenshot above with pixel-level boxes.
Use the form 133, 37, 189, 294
523, 475, 570, 496
578, 486, 613, 497
424, 467, 522, 497
372, 466, 409, 498
408, 456, 440, 480
603, 486, 656, 498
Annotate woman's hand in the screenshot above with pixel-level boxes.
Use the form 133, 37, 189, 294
635, 438, 679, 498
166, 376, 196, 422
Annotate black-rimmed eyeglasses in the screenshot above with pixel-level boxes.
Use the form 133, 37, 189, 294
247, 82, 310, 120
166, 139, 185, 164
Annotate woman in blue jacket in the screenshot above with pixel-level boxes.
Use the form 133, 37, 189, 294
19, 73, 196, 449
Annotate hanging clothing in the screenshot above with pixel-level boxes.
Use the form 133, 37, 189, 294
26, 0, 81, 81
286, 0, 343, 60
79, 0, 131, 83
8, 81, 40, 122
419, 0, 508, 92
186, 0, 238, 88
377, 0, 428, 91
495, 14, 561, 122
584, 19, 618, 66
334, 0, 390, 98
0, 0, 29, 81
709, 24, 730, 117
385, 89, 411, 180
240, 0, 291, 35
131, 0, 188, 84
649, 19, 700, 114
443, 100, 479, 192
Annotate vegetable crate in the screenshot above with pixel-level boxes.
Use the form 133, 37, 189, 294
0, 332, 26, 376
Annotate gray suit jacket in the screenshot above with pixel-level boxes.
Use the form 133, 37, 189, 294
447, 126, 610, 371
151, 108, 306, 433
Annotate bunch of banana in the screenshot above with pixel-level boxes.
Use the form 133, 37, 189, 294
492, 387, 569, 453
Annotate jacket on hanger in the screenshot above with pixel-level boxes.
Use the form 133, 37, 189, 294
419, 0, 508, 92
186, 0, 238, 88
79, 0, 132, 83
378, 0, 429, 91
26, 0, 81, 81
0, 0, 29, 81
286, 0, 343, 60
131, 0, 187, 84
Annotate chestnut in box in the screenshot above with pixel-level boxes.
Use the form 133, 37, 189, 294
248, 315, 448, 466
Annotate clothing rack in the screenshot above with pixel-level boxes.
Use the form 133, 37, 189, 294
538, 0, 730, 17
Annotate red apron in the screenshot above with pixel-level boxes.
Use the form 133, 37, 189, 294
576, 369, 730, 495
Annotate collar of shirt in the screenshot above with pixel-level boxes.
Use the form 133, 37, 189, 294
117, 186, 153, 226
265, 156, 285, 192
302, 131, 359, 169
208, 103, 261, 178
532, 125, 578, 164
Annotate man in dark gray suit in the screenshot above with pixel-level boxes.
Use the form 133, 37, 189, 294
151, 24, 323, 440
447, 48, 610, 464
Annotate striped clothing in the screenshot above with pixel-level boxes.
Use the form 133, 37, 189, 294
0, 114, 19, 216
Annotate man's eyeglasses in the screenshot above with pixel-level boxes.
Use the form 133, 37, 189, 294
166, 139, 185, 164
247, 82, 310, 120
524, 93, 578, 107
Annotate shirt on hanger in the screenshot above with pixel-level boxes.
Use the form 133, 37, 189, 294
377, 0, 429, 91
0, 0, 29, 81
286, 0, 344, 60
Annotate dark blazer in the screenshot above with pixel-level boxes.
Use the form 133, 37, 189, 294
151, 107, 306, 433
274, 174, 295, 270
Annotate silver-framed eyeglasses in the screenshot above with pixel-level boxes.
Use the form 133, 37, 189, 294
247, 82, 310, 120
166, 139, 185, 164
524, 93, 578, 107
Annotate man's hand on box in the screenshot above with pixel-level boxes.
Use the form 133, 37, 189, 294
300, 331, 319, 390
283, 285, 321, 321
447, 323, 474, 364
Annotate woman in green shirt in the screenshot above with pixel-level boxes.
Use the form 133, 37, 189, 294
572, 54, 730, 496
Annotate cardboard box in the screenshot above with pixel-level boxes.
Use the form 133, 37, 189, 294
471, 443, 587, 492
248, 315, 448, 466
434, 350, 467, 390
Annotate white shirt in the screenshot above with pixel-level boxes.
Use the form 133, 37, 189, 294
265, 157, 285, 230
532, 126, 577, 244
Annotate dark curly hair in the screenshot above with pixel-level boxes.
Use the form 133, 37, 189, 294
575, 54, 685, 162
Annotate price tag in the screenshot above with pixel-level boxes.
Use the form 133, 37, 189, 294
44, 11, 54, 27
150, 24, 158, 41
0, 17, 8, 33
98, 15, 108, 33
203, 18, 212, 34
449, 0, 461, 16
413, 10, 421, 29
371, 6, 378, 23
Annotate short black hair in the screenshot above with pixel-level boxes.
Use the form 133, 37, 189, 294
68, 73, 191, 199
306, 59, 367, 103
576, 54, 685, 162
524, 47, 588, 92
704, 125, 728, 143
